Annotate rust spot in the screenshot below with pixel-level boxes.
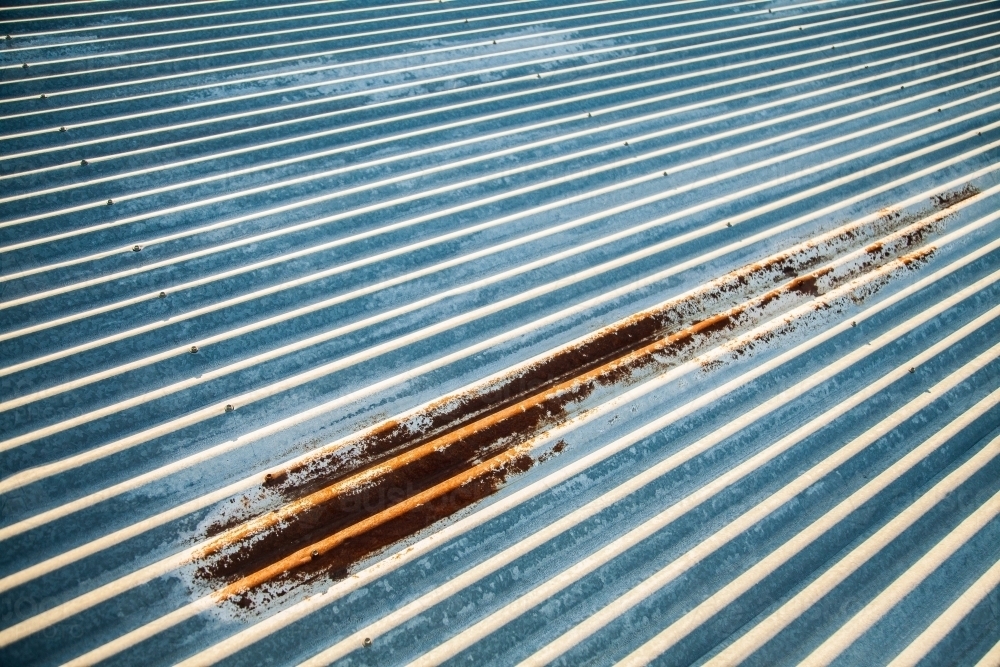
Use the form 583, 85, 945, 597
191, 207, 944, 606
930, 184, 980, 210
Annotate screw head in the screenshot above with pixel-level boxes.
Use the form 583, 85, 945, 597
225, 404, 234, 412
726, 222, 733, 228
311, 550, 319, 558
624, 141, 628, 146
22, 62, 28, 69
492, 40, 496, 44
40, 93, 46, 99
107, 199, 114, 206
80, 159, 88, 166
264, 473, 272, 481
663, 171, 667, 176
851, 321, 856, 327
363, 638, 372, 648
132, 245, 141, 252
59, 126, 66, 132
159, 291, 166, 298
5, 35, 10, 40
190, 345, 199, 353
909, 367, 916, 374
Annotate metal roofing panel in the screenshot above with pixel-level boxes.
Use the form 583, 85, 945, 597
1, 0, 1000, 664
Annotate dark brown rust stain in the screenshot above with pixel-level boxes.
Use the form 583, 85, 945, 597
193, 210, 944, 605
194, 261, 869, 597
930, 184, 980, 210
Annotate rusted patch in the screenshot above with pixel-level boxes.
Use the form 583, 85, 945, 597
191, 207, 945, 606
930, 184, 980, 210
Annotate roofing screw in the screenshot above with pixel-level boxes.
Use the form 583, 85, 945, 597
5, 35, 10, 40
726, 221, 732, 227
851, 321, 856, 327
265, 473, 272, 481
22, 62, 28, 69
900, 85, 904, 89
80, 159, 88, 166
938, 108, 941, 112
587, 112, 592, 117
159, 291, 166, 298
311, 550, 319, 558
624, 141, 628, 146
363, 638, 372, 648
663, 171, 668, 176
536, 74, 540, 78
107, 199, 114, 206
492, 40, 496, 44
464, 19, 468, 23
132, 245, 141, 252
909, 367, 916, 374
59, 126, 66, 132
190, 345, 199, 353
40, 93, 46, 99
225, 404, 234, 412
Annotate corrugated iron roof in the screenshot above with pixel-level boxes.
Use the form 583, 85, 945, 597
2, 0, 1000, 664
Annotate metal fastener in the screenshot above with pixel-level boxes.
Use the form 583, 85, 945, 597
132, 245, 141, 252
624, 141, 628, 146
225, 404, 234, 412
492, 40, 496, 44
663, 171, 667, 176
726, 222, 732, 228
851, 321, 856, 327
107, 199, 113, 205
909, 367, 916, 374
80, 159, 88, 166
159, 291, 166, 298
587, 112, 591, 117
363, 638, 372, 648
190, 345, 199, 353
59, 126, 66, 132
40, 93, 46, 99
265, 473, 272, 481
22, 62, 27, 69
311, 550, 319, 558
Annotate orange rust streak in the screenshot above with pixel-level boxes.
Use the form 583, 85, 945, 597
211, 446, 530, 601
197, 263, 833, 559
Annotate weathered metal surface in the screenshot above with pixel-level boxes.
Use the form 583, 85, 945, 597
1, 0, 1000, 665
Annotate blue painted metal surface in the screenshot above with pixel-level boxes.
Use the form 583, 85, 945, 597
2, 0, 1000, 665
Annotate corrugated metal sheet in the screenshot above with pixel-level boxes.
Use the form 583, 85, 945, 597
2, 0, 1000, 664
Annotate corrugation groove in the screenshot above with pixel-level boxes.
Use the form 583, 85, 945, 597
1, 0, 999, 665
